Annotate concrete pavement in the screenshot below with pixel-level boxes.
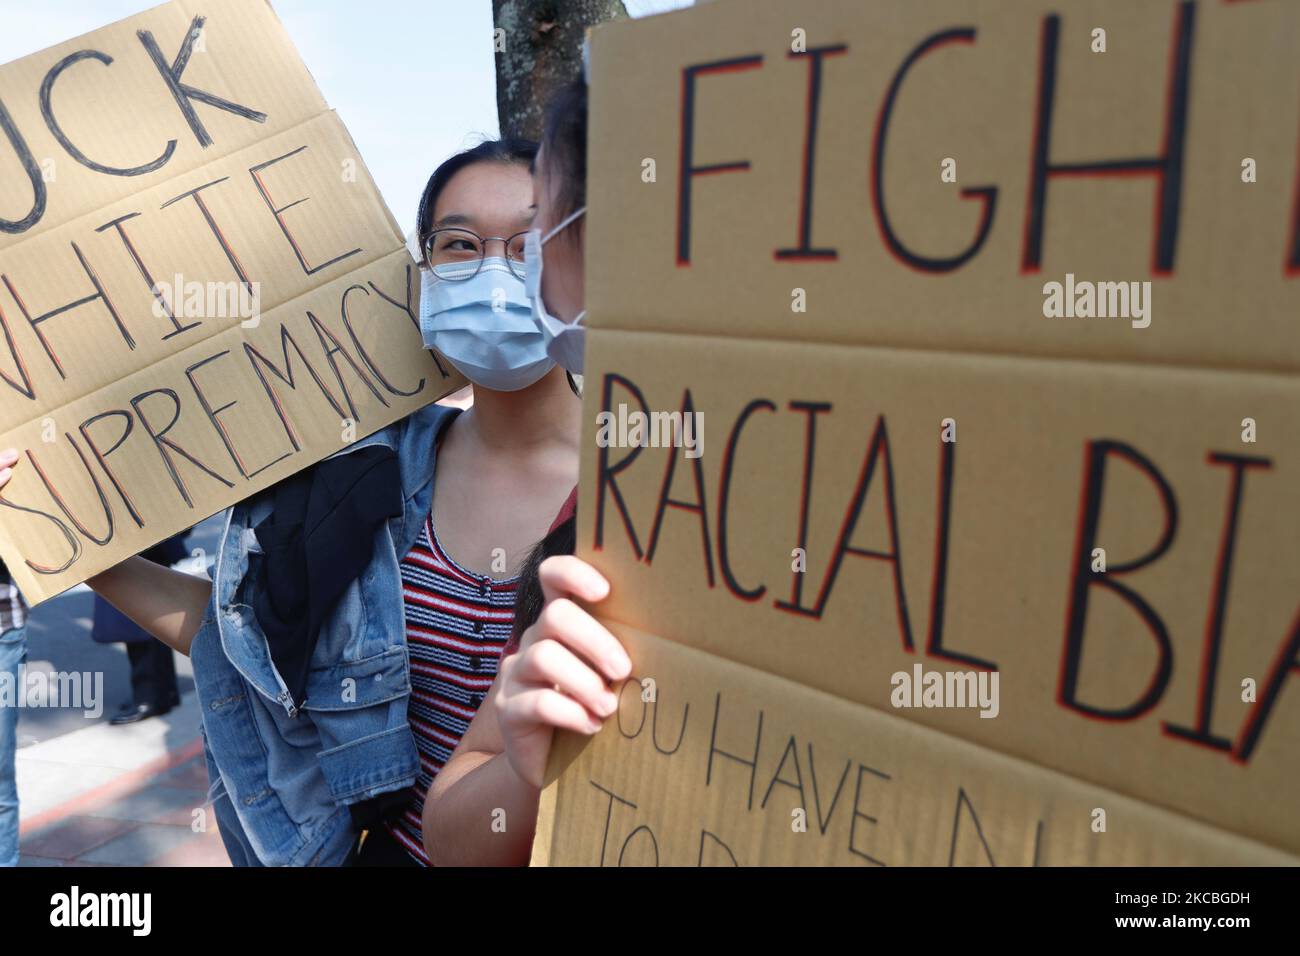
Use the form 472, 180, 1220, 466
10, 516, 232, 866
17, 705, 230, 866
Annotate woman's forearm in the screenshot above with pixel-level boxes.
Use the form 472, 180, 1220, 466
87, 555, 213, 656
424, 751, 541, 866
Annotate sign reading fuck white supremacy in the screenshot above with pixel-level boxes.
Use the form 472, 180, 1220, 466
0, 0, 462, 603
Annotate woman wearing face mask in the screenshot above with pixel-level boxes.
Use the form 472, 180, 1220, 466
346, 136, 582, 866
422, 79, 635, 867
0, 138, 581, 868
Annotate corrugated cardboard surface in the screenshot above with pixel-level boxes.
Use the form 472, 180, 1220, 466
0, 0, 459, 601
536, 621, 1297, 866
0, 111, 409, 433
548, 329, 1299, 857
0, 0, 327, 250
538, 0, 1299, 864
585, 0, 1300, 373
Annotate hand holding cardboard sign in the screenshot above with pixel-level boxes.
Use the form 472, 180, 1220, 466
0, 449, 17, 490
495, 555, 630, 789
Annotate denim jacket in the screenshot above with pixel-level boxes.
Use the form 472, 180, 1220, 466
192, 402, 460, 866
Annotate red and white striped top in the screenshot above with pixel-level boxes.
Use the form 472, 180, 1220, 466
385, 513, 519, 865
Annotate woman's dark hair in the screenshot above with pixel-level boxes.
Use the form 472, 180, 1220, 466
537, 79, 588, 220
539, 79, 589, 403
415, 137, 539, 254
510, 514, 577, 645
508, 82, 591, 645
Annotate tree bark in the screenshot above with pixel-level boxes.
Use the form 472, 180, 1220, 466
493, 0, 627, 141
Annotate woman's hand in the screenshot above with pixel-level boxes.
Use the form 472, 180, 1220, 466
0, 448, 20, 490
494, 555, 631, 788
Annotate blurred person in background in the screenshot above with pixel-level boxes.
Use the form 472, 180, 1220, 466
93, 532, 191, 726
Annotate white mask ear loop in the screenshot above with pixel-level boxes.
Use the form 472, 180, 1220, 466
541, 206, 586, 245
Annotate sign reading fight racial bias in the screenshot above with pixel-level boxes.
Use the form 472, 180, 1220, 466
0, 0, 462, 603
533, 0, 1300, 865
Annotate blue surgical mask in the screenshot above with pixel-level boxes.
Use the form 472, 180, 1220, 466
419, 257, 555, 391
525, 206, 587, 374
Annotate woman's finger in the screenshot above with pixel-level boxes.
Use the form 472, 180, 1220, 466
0, 447, 19, 485
525, 597, 630, 681
538, 554, 609, 606
500, 686, 603, 736
511, 637, 619, 719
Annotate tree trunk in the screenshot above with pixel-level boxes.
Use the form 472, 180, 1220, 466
493, 0, 627, 141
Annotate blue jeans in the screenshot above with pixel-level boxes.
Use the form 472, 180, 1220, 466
0, 624, 27, 868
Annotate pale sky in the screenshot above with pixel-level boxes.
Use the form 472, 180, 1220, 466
0, 0, 693, 234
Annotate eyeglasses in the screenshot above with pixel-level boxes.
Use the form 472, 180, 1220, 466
422, 227, 528, 281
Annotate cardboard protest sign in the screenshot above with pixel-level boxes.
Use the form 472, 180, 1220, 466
0, 0, 462, 603
534, 620, 1296, 866
534, 0, 1300, 864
